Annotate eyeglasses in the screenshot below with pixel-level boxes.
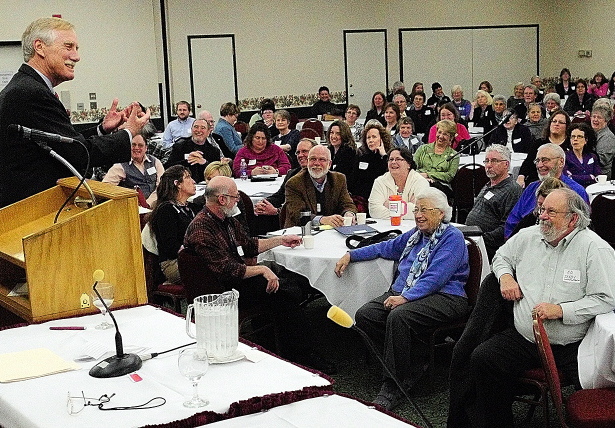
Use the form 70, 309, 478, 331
412, 207, 440, 215
533, 157, 558, 165
537, 207, 572, 218
570, 134, 586, 140
388, 157, 407, 163
483, 158, 508, 165
67, 392, 115, 415
220, 194, 240, 200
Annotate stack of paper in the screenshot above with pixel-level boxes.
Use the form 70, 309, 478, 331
0, 348, 80, 382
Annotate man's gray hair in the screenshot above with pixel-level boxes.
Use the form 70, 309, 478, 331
543, 92, 561, 105
553, 188, 591, 229
139, 122, 157, 141
392, 81, 404, 91
415, 187, 453, 222
486, 144, 511, 163
22, 17, 75, 62
204, 181, 230, 202
393, 93, 407, 103
538, 142, 565, 159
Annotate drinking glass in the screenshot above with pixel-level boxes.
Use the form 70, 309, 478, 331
91, 283, 114, 330
178, 347, 209, 408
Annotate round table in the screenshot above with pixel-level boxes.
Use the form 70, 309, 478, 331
586, 182, 615, 202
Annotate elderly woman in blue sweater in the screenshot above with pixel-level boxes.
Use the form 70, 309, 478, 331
334, 187, 469, 410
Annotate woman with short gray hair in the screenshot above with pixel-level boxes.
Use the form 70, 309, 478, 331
591, 104, 615, 178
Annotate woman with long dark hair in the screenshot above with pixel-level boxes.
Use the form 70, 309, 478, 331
365, 91, 387, 126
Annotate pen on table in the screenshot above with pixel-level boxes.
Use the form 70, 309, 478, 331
49, 326, 86, 330
281, 229, 287, 235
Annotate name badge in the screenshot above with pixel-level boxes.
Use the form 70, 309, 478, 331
563, 269, 581, 283
484, 191, 494, 200
184, 154, 190, 160
248, 159, 257, 166
411, 138, 419, 145
359, 162, 369, 170
332, 164, 337, 170
424, 110, 431, 116
237, 246, 244, 257
146, 166, 157, 175
588, 158, 594, 164
513, 138, 521, 144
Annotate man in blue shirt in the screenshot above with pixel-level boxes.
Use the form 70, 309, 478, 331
162, 101, 195, 149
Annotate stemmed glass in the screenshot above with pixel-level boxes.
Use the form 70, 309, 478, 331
178, 347, 209, 408
91, 283, 114, 330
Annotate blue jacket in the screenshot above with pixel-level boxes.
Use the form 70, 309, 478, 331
214, 118, 243, 154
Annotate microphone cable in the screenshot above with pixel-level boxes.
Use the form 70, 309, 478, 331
53, 139, 91, 224
139, 342, 196, 361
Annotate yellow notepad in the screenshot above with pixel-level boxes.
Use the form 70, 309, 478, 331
0, 348, 80, 382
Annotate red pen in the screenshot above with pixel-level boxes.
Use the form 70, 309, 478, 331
49, 326, 86, 330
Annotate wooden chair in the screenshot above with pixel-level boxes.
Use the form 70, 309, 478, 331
533, 313, 615, 427
451, 163, 489, 223
425, 238, 482, 383
590, 191, 615, 248
289, 112, 299, 130
142, 248, 186, 314
301, 118, 324, 138
300, 127, 321, 140
234, 121, 249, 139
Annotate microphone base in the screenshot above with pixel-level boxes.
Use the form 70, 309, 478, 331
89, 353, 143, 378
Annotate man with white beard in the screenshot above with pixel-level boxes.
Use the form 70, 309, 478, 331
459, 188, 615, 428
283, 145, 357, 227
504, 142, 589, 238
183, 175, 336, 374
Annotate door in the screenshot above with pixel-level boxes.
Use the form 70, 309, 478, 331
344, 30, 388, 119
188, 35, 237, 120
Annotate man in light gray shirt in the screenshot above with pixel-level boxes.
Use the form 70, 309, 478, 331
463, 188, 615, 428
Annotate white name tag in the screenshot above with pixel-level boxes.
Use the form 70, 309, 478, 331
563, 269, 581, 283
424, 110, 431, 116
248, 159, 257, 166
237, 246, 244, 257
146, 166, 157, 175
484, 191, 494, 200
359, 162, 369, 170
332, 164, 337, 170
411, 138, 419, 145
184, 154, 190, 160
513, 138, 521, 144
390, 130, 396, 135
588, 158, 594, 164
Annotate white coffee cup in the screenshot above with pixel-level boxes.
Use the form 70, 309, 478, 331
315, 137, 321, 144
343, 216, 352, 226
356, 213, 367, 225
303, 235, 314, 249
317, 115, 323, 121
597, 175, 607, 184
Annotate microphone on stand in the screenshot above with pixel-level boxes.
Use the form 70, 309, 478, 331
8, 124, 78, 145
327, 306, 432, 428
89, 270, 143, 378
497, 111, 514, 127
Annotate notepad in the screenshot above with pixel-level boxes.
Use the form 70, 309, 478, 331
334, 225, 378, 236
0, 348, 80, 382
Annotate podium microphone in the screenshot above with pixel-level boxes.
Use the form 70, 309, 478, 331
327, 306, 432, 427
89, 270, 143, 378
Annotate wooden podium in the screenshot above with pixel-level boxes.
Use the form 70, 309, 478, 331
0, 177, 147, 323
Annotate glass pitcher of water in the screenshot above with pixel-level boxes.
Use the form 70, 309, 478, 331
185, 290, 239, 361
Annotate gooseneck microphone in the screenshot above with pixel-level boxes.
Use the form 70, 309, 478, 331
8, 124, 78, 145
89, 270, 143, 378
327, 306, 432, 428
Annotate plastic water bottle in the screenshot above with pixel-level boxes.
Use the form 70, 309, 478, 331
239, 159, 248, 181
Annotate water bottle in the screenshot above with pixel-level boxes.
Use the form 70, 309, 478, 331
239, 159, 248, 181
300, 210, 312, 236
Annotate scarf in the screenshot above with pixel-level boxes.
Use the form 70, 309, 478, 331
400, 222, 449, 295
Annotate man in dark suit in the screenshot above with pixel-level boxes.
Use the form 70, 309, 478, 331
284, 145, 357, 227
0, 17, 150, 207
197, 110, 234, 159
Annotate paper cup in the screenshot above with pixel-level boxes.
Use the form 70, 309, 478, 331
303, 235, 314, 249
343, 216, 352, 226
356, 213, 367, 225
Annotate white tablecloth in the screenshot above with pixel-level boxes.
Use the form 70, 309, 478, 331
586, 182, 615, 202
578, 311, 615, 389
259, 219, 489, 318
205, 394, 418, 427
0, 306, 330, 428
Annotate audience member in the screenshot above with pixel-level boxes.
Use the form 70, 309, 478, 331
555, 68, 575, 98
542, 92, 562, 119
517, 109, 571, 187
147, 166, 199, 283
387, 81, 405, 102
272, 109, 301, 167
451, 85, 473, 120
465, 144, 523, 261
411, 82, 424, 97
214, 102, 243, 155
162, 101, 194, 149
183, 175, 335, 373
513, 84, 541, 122
344, 104, 364, 143
530, 75, 545, 102
506, 82, 525, 109
368, 147, 429, 219
393, 93, 411, 118
470, 90, 497, 145
590, 104, 615, 179
165, 119, 227, 182
456, 189, 615, 428
563, 79, 595, 118
408, 92, 436, 135
478, 81, 493, 94
103, 122, 163, 206
365, 91, 387, 126
490, 109, 533, 153
383, 102, 401, 135
505, 143, 589, 238
254, 98, 279, 138
564, 122, 601, 186
491, 94, 508, 123
312, 86, 336, 117
284, 145, 356, 227
327, 120, 357, 187
393, 117, 422, 153
426, 82, 451, 109
523, 102, 548, 139
232, 122, 290, 178
608, 71, 615, 100
335, 187, 470, 411
414, 119, 459, 197
197, 110, 234, 159
588, 72, 609, 97
352, 122, 391, 203
204, 161, 232, 182
0, 17, 150, 208
427, 103, 471, 150
249, 98, 274, 127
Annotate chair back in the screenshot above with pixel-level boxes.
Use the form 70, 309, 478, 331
143, 248, 165, 301
300, 127, 321, 140
465, 238, 482, 307
532, 313, 569, 428
451, 163, 489, 222
234, 121, 249, 139
238, 190, 258, 236
289, 112, 299, 130
177, 247, 225, 303
302, 119, 324, 138
590, 191, 615, 247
